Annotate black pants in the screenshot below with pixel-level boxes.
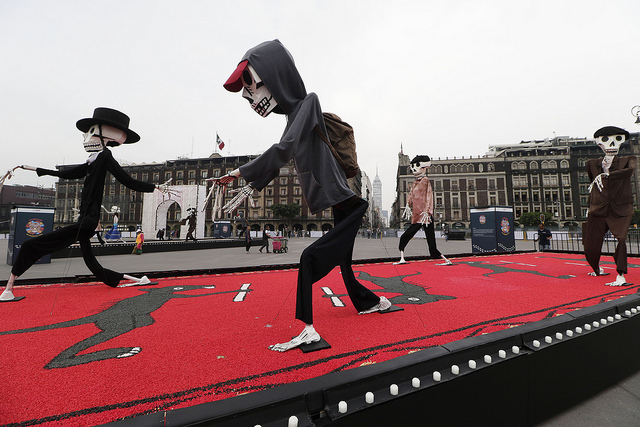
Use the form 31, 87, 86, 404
95, 230, 105, 245
398, 219, 442, 259
583, 214, 632, 275
296, 198, 380, 324
12, 221, 123, 287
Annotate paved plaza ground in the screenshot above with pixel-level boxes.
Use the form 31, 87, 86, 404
0, 235, 540, 283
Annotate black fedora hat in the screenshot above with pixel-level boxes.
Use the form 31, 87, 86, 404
76, 107, 140, 144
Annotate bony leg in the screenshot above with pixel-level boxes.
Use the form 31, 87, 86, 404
393, 251, 408, 265
0, 273, 19, 301
437, 254, 453, 266
269, 324, 321, 352
118, 274, 152, 288
606, 274, 629, 287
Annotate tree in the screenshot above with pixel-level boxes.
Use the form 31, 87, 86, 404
519, 211, 552, 227
270, 203, 301, 229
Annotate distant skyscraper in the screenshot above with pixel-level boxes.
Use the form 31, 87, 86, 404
373, 167, 383, 210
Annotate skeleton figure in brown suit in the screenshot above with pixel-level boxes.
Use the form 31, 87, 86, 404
584, 126, 636, 286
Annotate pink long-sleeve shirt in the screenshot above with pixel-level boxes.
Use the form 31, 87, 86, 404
408, 177, 433, 224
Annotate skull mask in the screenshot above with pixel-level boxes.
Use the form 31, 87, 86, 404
410, 155, 431, 178
596, 134, 626, 157
241, 64, 278, 117
83, 124, 127, 153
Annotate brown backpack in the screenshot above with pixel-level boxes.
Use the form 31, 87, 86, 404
314, 112, 360, 178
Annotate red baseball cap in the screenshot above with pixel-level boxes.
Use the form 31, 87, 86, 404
223, 60, 249, 92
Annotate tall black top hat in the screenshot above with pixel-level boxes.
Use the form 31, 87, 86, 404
76, 107, 140, 144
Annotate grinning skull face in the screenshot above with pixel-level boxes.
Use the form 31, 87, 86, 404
241, 64, 278, 117
596, 134, 626, 157
410, 160, 431, 177
83, 124, 127, 152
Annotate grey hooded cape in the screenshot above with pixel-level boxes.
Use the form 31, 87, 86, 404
235, 40, 355, 214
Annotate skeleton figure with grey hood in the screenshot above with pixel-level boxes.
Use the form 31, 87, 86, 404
218, 40, 391, 352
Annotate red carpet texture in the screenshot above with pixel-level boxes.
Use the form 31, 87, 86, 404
1, 252, 638, 426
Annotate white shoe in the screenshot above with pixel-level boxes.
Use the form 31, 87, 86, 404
393, 260, 408, 265
269, 327, 321, 352
359, 296, 392, 314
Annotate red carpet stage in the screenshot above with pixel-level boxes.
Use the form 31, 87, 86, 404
2, 252, 640, 426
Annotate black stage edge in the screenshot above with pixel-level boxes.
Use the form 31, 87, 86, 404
99, 291, 640, 426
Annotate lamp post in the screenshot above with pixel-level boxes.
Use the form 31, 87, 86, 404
632, 105, 640, 124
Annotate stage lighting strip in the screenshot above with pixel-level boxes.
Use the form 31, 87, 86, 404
325, 303, 640, 421
327, 344, 523, 419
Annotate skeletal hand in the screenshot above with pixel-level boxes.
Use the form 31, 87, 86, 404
402, 204, 412, 221
0, 166, 25, 193
419, 211, 432, 225
588, 173, 608, 193
223, 185, 256, 213
155, 178, 179, 197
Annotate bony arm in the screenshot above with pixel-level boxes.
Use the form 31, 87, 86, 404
208, 168, 241, 185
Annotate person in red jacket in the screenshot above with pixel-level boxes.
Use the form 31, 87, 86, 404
0, 108, 170, 302
583, 126, 636, 286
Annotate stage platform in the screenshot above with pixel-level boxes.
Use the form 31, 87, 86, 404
51, 237, 248, 258
2, 248, 640, 426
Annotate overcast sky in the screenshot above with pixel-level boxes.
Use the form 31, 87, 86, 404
1, 0, 639, 212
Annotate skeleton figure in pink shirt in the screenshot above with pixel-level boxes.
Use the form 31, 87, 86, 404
395, 155, 452, 265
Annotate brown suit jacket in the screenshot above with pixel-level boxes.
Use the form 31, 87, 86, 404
586, 155, 637, 217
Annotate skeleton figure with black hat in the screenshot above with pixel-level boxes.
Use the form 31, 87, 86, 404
0, 108, 175, 302
584, 126, 637, 286
217, 40, 391, 352
394, 155, 452, 266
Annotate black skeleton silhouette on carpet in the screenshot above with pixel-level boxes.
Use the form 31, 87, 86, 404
459, 261, 576, 279
0, 284, 250, 369
354, 271, 456, 305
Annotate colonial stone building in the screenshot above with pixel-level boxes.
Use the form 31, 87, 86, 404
391, 133, 640, 229
52, 154, 366, 237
